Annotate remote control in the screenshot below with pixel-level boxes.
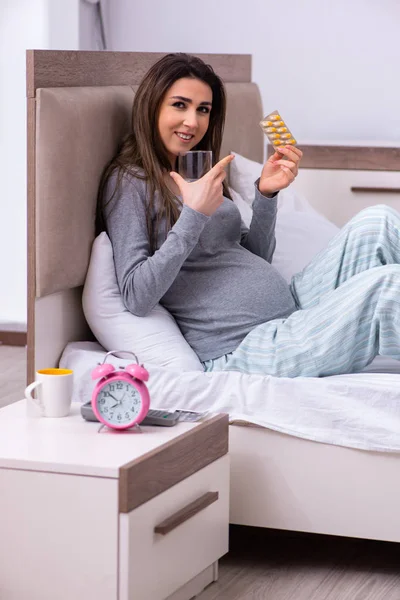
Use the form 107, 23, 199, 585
80, 401, 180, 427
141, 409, 180, 427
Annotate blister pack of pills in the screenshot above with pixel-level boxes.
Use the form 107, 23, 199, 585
259, 110, 297, 147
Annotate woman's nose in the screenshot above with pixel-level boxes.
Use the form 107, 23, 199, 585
183, 110, 198, 129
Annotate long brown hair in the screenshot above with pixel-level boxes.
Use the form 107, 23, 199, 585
96, 52, 231, 253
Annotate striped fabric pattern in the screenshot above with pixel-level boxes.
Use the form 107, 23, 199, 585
203, 205, 400, 377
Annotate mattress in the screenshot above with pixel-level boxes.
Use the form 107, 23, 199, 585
60, 342, 400, 453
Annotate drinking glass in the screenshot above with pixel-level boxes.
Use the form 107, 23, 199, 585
178, 151, 213, 182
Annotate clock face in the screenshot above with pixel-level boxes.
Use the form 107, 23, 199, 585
96, 379, 142, 426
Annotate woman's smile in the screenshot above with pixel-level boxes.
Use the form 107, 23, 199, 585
175, 132, 194, 142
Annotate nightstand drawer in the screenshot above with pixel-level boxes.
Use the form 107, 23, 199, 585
119, 454, 229, 600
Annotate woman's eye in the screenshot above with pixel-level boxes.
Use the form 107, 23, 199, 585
171, 102, 210, 114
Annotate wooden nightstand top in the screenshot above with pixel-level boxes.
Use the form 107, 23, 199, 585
0, 401, 228, 491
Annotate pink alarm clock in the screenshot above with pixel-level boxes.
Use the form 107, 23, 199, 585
91, 350, 150, 430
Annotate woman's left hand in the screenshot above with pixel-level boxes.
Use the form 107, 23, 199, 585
258, 145, 303, 196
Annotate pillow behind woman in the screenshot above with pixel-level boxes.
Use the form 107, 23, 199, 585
82, 232, 204, 371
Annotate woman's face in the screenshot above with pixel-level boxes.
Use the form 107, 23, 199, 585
158, 77, 213, 167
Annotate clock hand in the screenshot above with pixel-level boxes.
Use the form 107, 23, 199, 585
109, 392, 127, 410
108, 391, 128, 411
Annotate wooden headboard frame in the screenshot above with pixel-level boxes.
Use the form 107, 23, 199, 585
26, 50, 258, 384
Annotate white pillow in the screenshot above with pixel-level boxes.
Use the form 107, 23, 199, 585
230, 151, 322, 215
229, 152, 340, 282
82, 232, 204, 371
273, 211, 340, 282
230, 187, 253, 227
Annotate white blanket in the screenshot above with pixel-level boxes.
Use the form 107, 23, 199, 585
60, 342, 400, 453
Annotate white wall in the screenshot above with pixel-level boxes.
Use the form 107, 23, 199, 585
0, 0, 80, 328
1, 0, 399, 327
79, 0, 105, 50
104, 0, 400, 146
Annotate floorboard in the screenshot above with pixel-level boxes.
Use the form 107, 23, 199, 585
197, 526, 400, 599
0, 345, 26, 407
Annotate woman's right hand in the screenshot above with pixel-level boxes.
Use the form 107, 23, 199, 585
170, 154, 235, 216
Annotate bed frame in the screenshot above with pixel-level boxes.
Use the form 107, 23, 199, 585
27, 50, 400, 544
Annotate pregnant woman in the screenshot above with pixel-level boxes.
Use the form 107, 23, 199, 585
97, 52, 400, 377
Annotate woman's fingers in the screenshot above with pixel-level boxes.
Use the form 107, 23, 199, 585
280, 164, 296, 183
275, 159, 298, 174
277, 145, 303, 161
214, 169, 227, 182
169, 171, 187, 193
209, 154, 235, 178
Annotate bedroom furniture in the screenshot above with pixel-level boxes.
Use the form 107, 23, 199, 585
0, 400, 229, 600
27, 49, 400, 545
269, 145, 400, 227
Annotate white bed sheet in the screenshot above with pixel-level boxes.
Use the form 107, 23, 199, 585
60, 342, 400, 453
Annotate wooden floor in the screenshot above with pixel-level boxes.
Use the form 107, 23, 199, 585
198, 526, 400, 599
1, 345, 400, 599
0, 344, 27, 408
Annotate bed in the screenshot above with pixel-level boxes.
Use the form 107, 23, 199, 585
27, 50, 400, 544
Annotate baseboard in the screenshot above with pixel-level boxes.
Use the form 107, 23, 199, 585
0, 331, 27, 347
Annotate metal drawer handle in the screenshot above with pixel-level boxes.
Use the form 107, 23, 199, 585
351, 187, 400, 194
154, 491, 219, 536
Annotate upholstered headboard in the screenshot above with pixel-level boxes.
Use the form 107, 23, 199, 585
27, 50, 264, 381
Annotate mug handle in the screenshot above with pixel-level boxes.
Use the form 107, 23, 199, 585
24, 381, 44, 414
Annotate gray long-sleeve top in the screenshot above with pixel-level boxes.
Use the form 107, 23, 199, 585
103, 173, 296, 361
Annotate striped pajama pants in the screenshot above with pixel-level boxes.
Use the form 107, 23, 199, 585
203, 205, 400, 378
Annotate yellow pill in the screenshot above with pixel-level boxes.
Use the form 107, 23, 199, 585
273, 139, 283, 145
277, 127, 288, 133
281, 132, 292, 139
265, 126, 277, 133
287, 139, 297, 145
261, 120, 273, 127
269, 114, 281, 121
268, 133, 280, 139
275, 120, 285, 127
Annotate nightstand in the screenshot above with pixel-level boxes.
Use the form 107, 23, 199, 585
0, 401, 229, 600
292, 145, 400, 227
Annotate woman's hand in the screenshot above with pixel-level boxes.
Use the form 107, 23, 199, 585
258, 145, 303, 196
170, 154, 235, 216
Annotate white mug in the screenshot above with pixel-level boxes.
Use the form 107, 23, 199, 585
25, 368, 73, 418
